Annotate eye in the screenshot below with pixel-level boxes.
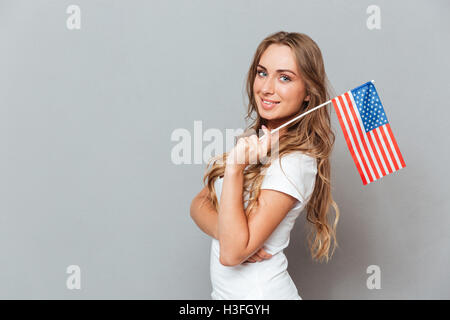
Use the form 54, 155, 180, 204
256, 69, 267, 77
280, 75, 291, 82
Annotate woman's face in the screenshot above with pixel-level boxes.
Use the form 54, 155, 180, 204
253, 44, 310, 131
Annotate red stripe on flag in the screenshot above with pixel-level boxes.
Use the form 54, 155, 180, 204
332, 98, 368, 185
372, 128, 393, 174
379, 126, 399, 171
386, 123, 406, 168
366, 131, 386, 177
338, 95, 374, 182
344, 92, 381, 180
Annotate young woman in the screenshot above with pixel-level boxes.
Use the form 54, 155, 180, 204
190, 31, 340, 300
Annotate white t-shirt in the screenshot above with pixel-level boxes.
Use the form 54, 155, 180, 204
210, 151, 318, 300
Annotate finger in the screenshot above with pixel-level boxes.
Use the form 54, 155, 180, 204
236, 138, 247, 152
260, 126, 270, 144
246, 135, 257, 164
255, 250, 270, 260
259, 128, 271, 160
236, 137, 249, 165
251, 253, 262, 262
245, 137, 252, 149
271, 130, 279, 149
249, 135, 259, 149
259, 248, 273, 259
255, 251, 265, 260
262, 126, 271, 151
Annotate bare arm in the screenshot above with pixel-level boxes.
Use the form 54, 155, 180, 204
190, 185, 219, 240
218, 167, 248, 264
218, 166, 297, 266
190, 182, 274, 264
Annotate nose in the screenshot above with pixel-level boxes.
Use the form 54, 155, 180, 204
262, 76, 275, 95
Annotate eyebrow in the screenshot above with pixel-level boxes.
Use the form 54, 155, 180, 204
257, 64, 297, 76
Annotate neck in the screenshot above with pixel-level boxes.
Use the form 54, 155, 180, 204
265, 117, 294, 136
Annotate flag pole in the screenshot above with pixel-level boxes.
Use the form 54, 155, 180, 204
260, 80, 375, 140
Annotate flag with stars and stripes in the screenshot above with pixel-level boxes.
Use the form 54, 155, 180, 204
331, 81, 406, 185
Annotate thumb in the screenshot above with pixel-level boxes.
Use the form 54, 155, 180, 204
261, 125, 271, 144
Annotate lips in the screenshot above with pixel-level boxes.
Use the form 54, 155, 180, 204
260, 97, 280, 110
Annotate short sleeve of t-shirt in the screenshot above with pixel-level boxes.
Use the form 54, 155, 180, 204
260, 151, 318, 205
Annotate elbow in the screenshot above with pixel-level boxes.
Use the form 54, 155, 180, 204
190, 195, 205, 219
189, 205, 194, 219
219, 254, 241, 267
189, 198, 197, 219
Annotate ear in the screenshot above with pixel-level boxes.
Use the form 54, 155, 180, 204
305, 95, 310, 101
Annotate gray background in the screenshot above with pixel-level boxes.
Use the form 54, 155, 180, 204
0, 0, 449, 299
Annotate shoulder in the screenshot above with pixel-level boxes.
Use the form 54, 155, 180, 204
269, 151, 317, 175
261, 151, 318, 203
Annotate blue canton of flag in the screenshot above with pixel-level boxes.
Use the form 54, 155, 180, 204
351, 82, 388, 132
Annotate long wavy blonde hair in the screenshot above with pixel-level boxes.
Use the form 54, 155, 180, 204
202, 31, 340, 263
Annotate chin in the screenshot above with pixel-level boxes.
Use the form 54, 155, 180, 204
258, 106, 276, 119
260, 112, 278, 121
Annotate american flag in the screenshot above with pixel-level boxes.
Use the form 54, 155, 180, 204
331, 81, 406, 185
